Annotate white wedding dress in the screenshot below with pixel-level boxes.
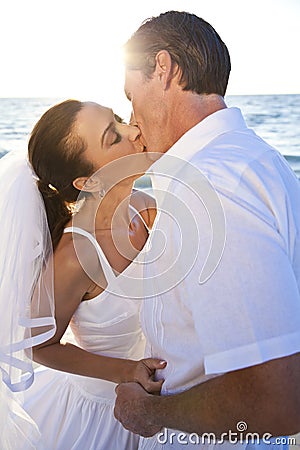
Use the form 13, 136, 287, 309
23, 206, 149, 450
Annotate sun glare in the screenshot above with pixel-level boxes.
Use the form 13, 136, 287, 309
1, 0, 299, 99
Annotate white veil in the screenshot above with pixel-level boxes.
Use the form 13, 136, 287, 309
0, 150, 56, 449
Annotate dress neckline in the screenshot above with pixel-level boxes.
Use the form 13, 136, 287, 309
64, 204, 150, 288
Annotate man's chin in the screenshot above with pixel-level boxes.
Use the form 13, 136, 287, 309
145, 149, 163, 162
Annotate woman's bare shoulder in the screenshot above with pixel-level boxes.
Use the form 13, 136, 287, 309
54, 232, 101, 286
130, 189, 156, 229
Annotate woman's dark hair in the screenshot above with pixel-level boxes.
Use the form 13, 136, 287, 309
124, 11, 231, 97
28, 100, 94, 250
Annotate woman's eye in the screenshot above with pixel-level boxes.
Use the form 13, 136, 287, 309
112, 131, 122, 145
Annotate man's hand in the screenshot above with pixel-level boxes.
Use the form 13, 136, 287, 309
114, 382, 162, 437
115, 353, 300, 438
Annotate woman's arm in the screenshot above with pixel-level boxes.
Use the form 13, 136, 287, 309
33, 239, 165, 392
131, 188, 157, 229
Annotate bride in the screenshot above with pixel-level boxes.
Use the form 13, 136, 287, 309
0, 99, 165, 450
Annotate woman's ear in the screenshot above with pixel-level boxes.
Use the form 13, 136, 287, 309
72, 176, 100, 192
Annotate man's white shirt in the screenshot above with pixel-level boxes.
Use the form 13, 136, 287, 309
139, 107, 300, 449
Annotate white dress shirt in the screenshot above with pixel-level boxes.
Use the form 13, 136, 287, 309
139, 107, 300, 450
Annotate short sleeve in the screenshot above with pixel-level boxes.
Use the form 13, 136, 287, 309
172, 167, 300, 375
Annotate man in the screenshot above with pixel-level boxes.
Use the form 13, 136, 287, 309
114, 11, 300, 449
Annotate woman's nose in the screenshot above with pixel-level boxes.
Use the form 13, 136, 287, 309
128, 123, 141, 142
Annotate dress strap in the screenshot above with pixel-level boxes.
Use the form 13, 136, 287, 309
63, 206, 149, 284
129, 204, 150, 233
63, 227, 117, 285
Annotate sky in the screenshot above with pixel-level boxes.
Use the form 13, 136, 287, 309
1, 0, 299, 118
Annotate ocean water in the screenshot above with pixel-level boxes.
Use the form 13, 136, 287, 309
0, 95, 299, 180
226, 94, 300, 179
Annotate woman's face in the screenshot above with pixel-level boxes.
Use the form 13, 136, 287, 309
73, 102, 149, 189
75, 102, 144, 171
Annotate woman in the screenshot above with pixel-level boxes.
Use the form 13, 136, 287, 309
0, 100, 165, 450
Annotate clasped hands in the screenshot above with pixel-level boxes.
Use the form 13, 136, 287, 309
114, 357, 167, 437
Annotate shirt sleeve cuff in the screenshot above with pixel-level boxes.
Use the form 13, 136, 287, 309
204, 330, 300, 375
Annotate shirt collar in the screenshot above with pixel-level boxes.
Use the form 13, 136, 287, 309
148, 107, 247, 192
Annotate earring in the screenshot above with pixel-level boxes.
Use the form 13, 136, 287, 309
98, 185, 106, 199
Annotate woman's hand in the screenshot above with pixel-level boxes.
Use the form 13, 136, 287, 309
125, 358, 167, 395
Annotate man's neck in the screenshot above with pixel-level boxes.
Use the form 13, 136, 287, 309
170, 92, 227, 147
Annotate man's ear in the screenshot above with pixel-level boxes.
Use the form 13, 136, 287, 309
154, 50, 176, 89
73, 176, 99, 192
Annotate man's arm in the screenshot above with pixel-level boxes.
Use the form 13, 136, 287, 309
114, 352, 300, 437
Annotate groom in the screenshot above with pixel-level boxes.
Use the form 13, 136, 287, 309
114, 10, 300, 448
